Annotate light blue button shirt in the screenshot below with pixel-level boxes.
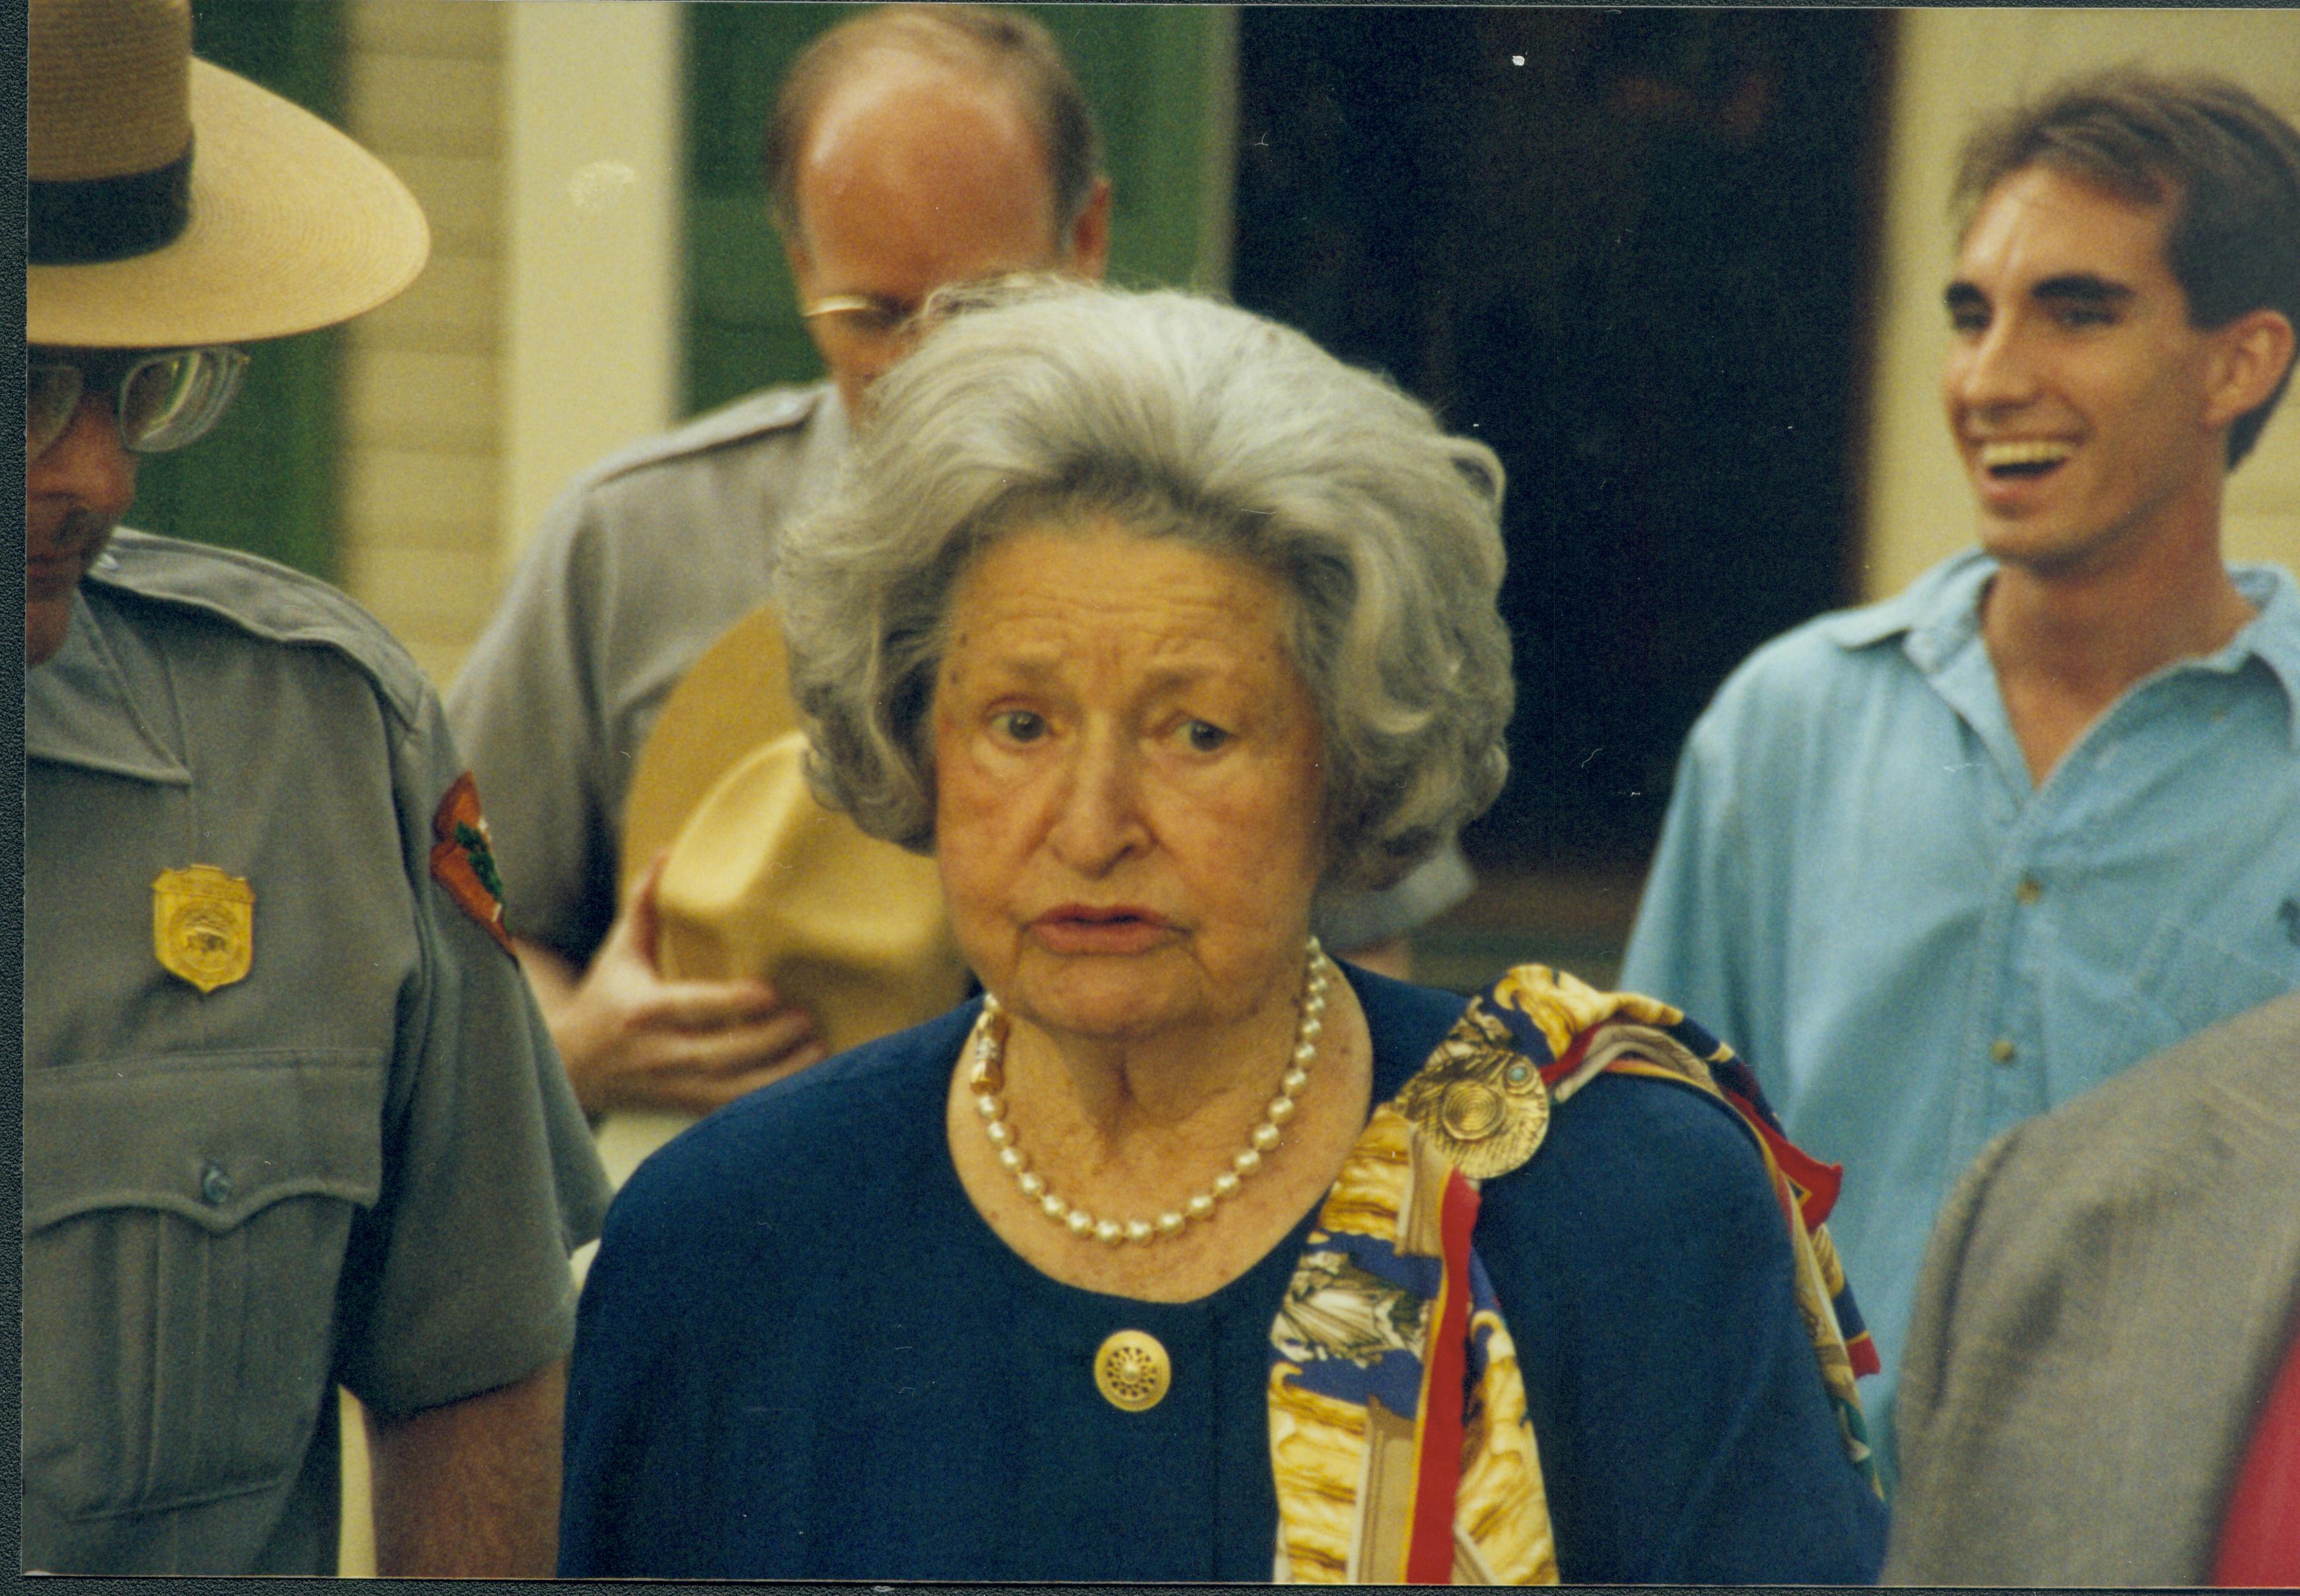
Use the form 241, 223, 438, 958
1621, 549, 2300, 1474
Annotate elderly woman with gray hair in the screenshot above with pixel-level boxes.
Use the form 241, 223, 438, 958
559, 282, 1886, 1582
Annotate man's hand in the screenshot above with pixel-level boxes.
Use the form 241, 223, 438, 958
518, 853, 827, 1118
365, 1361, 566, 1576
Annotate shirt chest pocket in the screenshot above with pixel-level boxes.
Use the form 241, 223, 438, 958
2101, 918, 2298, 1075
22, 1052, 386, 1522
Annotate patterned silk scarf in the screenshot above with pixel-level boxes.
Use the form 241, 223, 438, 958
1267, 965, 1881, 1583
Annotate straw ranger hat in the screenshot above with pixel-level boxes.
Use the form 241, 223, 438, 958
28, 0, 429, 347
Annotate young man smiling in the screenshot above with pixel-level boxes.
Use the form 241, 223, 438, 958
1945, 154, 2291, 783
1620, 70, 2300, 1476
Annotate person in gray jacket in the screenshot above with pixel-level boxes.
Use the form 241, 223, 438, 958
449, 5, 1474, 1124
1886, 991, 2300, 1585
24, 0, 608, 1573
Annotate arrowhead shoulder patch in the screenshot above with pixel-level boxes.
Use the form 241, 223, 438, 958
429, 771, 514, 955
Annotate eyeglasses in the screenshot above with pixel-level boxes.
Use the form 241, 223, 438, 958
798, 272, 1067, 347
798, 293, 918, 344
27, 346, 250, 460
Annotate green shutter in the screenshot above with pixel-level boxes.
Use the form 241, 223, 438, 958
130, 1, 345, 580
682, 3, 1232, 416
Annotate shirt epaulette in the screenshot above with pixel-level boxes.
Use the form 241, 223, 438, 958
579, 382, 829, 493
87, 529, 432, 729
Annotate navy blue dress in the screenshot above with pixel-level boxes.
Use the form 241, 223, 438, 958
560, 966, 1886, 1579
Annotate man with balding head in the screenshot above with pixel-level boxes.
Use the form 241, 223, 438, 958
453, 5, 1473, 1124
767, 4, 1109, 418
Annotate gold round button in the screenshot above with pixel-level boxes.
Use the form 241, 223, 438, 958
1093, 1330, 1171, 1412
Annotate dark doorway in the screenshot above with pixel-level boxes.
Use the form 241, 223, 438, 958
1232, 8, 1891, 873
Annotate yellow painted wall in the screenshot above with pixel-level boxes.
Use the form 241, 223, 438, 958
336, 1, 679, 690
1861, 10, 2300, 600
501, 5, 683, 569
338, 1, 506, 690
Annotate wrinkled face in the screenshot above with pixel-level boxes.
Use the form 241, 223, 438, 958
24, 370, 139, 666
932, 519, 1329, 1047
788, 59, 1108, 418
1941, 166, 2237, 578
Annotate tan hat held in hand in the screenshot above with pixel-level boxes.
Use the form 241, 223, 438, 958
624, 602, 968, 1058
601, 606, 967, 1186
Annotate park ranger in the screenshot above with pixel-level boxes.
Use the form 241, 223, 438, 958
24, 0, 609, 1573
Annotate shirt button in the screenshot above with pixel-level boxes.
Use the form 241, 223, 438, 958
2015, 876, 2043, 906
1094, 1330, 1171, 1412
1989, 1038, 2018, 1066
200, 1163, 233, 1206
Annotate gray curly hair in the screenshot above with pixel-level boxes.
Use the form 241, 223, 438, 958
776, 279, 1513, 890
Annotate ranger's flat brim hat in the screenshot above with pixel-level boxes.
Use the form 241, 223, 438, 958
28, 0, 429, 347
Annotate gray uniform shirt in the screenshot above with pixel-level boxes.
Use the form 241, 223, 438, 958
23, 531, 612, 1574
448, 382, 1473, 967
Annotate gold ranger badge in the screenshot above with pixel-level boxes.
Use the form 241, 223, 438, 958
153, 865, 254, 993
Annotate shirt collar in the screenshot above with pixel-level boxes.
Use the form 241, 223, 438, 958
24, 587, 193, 784
1817, 548, 1995, 666
2230, 562, 2300, 748
792, 382, 852, 513
1822, 548, 2300, 749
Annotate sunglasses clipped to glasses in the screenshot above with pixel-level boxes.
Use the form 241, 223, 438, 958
27, 345, 249, 460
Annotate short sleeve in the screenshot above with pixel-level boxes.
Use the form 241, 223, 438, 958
334, 688, 612, 1418
447, 486, 621, 964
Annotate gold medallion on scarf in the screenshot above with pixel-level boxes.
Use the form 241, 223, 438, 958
153, 865, 254, 994
1392, 998, 1551, 1179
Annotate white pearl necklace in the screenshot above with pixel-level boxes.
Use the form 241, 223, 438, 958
967, 938, 1331, 1247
